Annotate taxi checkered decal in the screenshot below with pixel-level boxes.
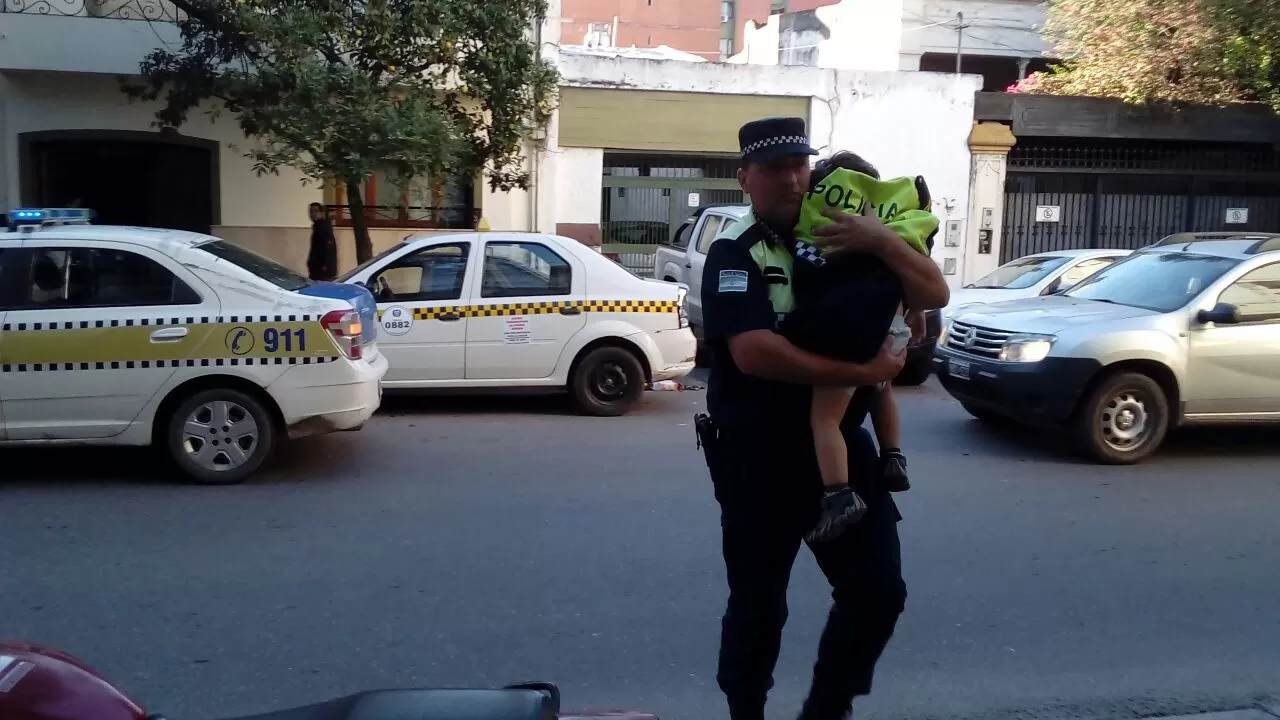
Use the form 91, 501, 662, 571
388, 299, 679, 321
0, 314, 323, 332
0, 357, 338, 374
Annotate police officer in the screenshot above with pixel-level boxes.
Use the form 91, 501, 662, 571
695, 117, 950, 720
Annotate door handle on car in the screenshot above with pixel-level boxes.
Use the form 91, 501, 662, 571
150, 327, 189, 343
685, 263, 692, 269
437, 312, 461, 322
559, 306, 582, 316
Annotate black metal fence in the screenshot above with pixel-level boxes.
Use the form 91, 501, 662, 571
1002, 139, 1280, 262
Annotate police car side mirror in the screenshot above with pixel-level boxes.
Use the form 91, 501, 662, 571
1196, 302, 1241, 326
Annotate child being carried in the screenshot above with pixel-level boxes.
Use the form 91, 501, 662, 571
780, 151, 939, 544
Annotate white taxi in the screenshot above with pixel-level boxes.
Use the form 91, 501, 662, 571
0, 208, 387, 485
339, 230, 697, 416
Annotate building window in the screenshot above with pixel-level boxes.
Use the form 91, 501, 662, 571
330, 167, 477, 230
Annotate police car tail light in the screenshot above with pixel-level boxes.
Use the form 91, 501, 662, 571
676, 286, 690, 328
321, 310, 364, 360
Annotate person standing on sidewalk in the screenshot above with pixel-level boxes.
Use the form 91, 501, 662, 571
694, 117, 949, 720
307, 202, 339, 282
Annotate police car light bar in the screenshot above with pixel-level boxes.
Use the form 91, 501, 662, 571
7, 207, 94, 229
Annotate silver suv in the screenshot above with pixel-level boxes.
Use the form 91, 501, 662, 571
933, 233, 1280, 464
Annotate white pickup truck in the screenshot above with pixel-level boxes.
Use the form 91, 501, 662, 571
651, 204, 748, 336
652, 203, 942, 386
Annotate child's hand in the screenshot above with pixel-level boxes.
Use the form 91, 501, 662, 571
812, 204, 893, 257
905, 309, 926, 346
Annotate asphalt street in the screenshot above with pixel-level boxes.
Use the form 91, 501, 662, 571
1, 378, 1278, 720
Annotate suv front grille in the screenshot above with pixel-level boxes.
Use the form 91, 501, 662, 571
946, 321, 1014, 359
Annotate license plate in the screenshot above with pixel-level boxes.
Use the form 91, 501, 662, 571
948, 359, 970, 380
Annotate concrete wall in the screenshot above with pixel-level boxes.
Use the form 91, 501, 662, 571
559, 0, 723, 60
550, 52, 984, 286
1, 71, 318, 228
902, 0, 1051, 68
0, 70, 533, 273
0, 9, 182, 75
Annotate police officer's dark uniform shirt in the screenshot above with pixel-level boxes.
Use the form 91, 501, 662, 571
703, 211, 882, 486
702, 222, 810, 438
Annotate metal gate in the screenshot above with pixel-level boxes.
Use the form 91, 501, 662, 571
601, 152, 746, 277
1002, 140, 1280, 262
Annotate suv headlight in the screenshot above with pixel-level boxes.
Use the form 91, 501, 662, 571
998, 334, 1056, 363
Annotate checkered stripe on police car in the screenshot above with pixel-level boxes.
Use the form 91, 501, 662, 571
0, 314, 324, 332
741, 135, 809, 157
0, 356, 339, 374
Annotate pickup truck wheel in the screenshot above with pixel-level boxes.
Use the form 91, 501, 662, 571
570, 346, 646, 417
1073, 371, 1169, 465
164, 388, 276, 485
893, 353, 933, 387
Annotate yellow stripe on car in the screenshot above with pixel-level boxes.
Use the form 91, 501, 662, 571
378, 299, 681, 321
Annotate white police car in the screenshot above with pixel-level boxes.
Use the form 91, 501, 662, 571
0, 208, 388, 484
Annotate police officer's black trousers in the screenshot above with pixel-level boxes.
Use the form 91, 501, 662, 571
709, 426, 907, 720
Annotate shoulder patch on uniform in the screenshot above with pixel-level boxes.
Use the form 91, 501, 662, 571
717, 269, 749, 293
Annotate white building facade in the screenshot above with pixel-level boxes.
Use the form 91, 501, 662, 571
732, 0, 1053, 91
536, 50, 985, 285
0, 0, 531, 271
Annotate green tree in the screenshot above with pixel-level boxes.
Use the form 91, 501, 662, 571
1017, 0, 1280, 112
126, 0, 559, 262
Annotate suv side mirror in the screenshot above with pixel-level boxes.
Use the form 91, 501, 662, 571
1196, 302, 1241, 325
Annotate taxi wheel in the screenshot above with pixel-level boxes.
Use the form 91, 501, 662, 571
570, 346, 646, 417
1073, 371, 1169, 465
164, 388, 277, 485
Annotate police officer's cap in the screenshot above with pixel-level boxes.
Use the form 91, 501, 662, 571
738, 117, 818, 166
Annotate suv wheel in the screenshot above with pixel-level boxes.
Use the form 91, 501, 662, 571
1073, 371, 1169, 465
164, 388, 277, 484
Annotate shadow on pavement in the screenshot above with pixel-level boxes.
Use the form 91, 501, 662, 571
956, 414, 1280, 463
376, 390, 579, 417
0, 433, 365, 488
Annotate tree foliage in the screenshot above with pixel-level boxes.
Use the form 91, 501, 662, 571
126, 0, 559, 261
1016, 0, 1280, 112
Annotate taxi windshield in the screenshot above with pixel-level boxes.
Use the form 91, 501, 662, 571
337, 240, 412, 282
197, 240, 312, 291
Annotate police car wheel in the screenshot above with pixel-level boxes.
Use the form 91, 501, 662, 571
1073, 371, 1169, 465
165, 388, 276, 485
570, 346, 645, 417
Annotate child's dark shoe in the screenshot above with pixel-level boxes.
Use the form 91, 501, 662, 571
805, 486, 868, 544
881, 449, 910, 492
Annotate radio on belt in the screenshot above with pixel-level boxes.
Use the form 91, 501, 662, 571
6, 207, 94, 232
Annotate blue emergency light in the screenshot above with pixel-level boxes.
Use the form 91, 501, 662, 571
6, 207, 94, 230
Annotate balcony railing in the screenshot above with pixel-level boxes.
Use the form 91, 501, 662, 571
3, 0, 185, 22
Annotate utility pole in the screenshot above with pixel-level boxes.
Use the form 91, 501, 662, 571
954, 11, 970, 74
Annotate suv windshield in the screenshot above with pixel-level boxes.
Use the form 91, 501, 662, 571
1064, 251, 1240, 312
198, 240, 312, 291
968, 255, 1070, 289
